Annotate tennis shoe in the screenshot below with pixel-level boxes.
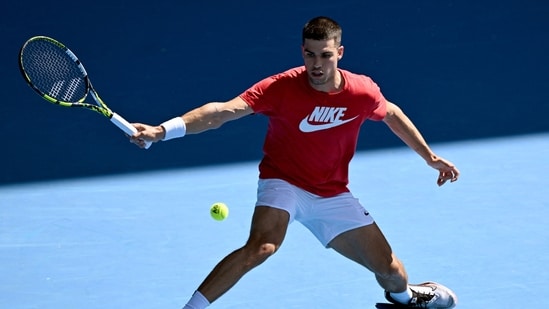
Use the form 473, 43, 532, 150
384, 282, 457, 308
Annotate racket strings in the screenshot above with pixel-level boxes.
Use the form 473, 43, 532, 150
21, 39, 88, 102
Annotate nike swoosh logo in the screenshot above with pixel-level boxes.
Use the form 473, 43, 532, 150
299, 115, 358, 133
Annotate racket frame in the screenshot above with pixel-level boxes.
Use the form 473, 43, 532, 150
19, 36, 151, 148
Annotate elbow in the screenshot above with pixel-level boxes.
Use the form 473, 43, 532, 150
208, 115, 225, 129
201, 102, 226, 129
382, 102, 402, 124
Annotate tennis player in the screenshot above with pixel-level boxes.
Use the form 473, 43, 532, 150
131, 16, 459, 308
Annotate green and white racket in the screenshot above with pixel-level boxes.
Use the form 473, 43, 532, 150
19, 36, 151, 148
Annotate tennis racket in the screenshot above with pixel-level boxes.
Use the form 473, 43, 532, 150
18, 36, 151, 149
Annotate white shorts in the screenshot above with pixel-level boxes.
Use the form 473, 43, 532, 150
255, 178, 375, 247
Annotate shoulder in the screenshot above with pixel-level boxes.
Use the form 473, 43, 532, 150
339, 69, 387, 119
248, 66, 306, 93
340, 69, 377, 88
267, 66, 307, 83
340, 69, 383, 98
240, 66, 306, 112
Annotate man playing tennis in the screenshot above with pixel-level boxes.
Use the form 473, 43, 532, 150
131, 16, 460, 308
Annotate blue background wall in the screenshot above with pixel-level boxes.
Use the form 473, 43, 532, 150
1, 0, 548, 184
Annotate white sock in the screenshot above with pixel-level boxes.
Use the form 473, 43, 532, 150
390, 287, 413, 304
182, 291, 210, 309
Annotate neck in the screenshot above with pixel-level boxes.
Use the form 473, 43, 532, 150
310, 69, 344, 93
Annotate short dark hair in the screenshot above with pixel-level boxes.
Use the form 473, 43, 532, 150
302, 16, 342, 46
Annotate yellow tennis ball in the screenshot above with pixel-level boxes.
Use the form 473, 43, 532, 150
210, 202, 229, 221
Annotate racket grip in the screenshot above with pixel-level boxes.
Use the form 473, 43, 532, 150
110, 113, 152, 149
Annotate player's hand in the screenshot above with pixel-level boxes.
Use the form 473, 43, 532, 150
427, 155, 460, 186
130, 123, 165, 148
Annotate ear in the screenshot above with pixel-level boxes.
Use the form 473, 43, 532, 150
337, 45, 344, 60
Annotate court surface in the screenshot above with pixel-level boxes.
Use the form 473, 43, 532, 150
1, 133, 548, 308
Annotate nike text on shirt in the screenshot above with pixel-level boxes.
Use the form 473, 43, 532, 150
299, 106, 358, 133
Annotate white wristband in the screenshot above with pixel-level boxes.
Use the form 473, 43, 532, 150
160, 117, 186, 141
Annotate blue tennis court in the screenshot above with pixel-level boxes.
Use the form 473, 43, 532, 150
2, 133, 548, 308
2, 1, 548, 308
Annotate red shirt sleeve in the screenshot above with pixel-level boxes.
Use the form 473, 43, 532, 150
239, 75, 279, 115
358, 74, 387, 121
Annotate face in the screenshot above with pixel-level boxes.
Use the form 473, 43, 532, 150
301, 38, 344, 91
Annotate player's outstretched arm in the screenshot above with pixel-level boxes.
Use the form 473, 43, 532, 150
130, 96, 252, 147
382, 101, 459, 186
182, 96, 253, 134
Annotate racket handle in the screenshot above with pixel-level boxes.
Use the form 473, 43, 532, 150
110, 113, 152, 149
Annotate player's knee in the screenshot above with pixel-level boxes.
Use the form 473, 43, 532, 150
253, 242, 279, 259
259, 242, 278, 255
243, 241, 279, 268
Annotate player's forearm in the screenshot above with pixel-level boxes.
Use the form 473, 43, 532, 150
181, 100, 251, 134
383, 103, 436, 163
155, 103, 220, 141
181, 102, 224, 134
157, 98, 251, 141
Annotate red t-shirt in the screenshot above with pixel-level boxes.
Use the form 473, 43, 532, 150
240, 66, 386, 197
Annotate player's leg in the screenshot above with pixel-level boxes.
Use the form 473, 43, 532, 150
328, 222, 408, 292
195, 205, 290, 303
297, 192, 408, 292
328, 223, 457, 308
